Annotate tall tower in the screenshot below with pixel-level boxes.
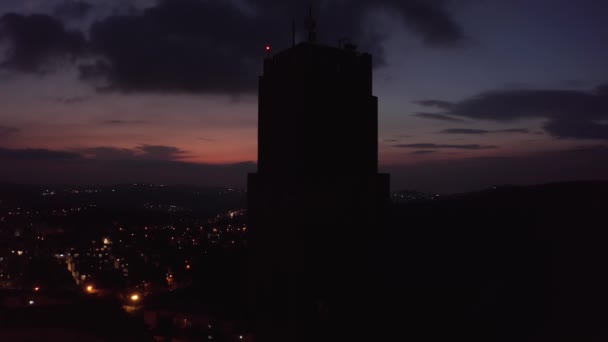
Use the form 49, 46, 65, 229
248, 16, 390, 341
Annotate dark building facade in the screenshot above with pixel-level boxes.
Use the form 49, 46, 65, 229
248, 33, 390, 341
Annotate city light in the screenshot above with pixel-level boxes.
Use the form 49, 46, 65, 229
28, 300, 34, 305
86, 285, 94, 293
34, 286, 40, 292
130, 294, 140, 302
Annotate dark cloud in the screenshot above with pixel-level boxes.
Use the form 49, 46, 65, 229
0, 0, 465, 92
81, 147, 137, 160
78, 0, 464, 93
0, 125, 19, 136
571, 145, 608, 152
448, 89, 607, 122
421, 85, 608, 140
56, 96, 85, 104
0, 145, 186, 165
53, 1, 93, 20
544, 120, 608, 140
84, 0, 262, 93
0, 13, 85, 73
137, 145, 187, 160
1, 145, 605, 193
395, 143, 498, 150
0, 145, 187, 163
438, 128, 529, 134
414, 100, 454, 110
389, 0, 464, 45
247, 0, 465, 49
0, 147, 81, 160
411, 150, 437, 154
597, 83, 608, 96
101, 119, 147, 125
384, 147, 608, 193
499, 128, 530, 133
439, 128, 488, 134
0, 146, 253, 186
383, 139, 400, 143
414, 112, 464, 122
561, 79, 588, 89
198, 137, 216, 142
80, 145, 187, 161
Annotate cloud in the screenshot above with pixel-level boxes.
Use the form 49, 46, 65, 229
80, 146, 138, 160
53, 1, 93, 20
499, 128, 530, 134
0, 13, 85, 73
395, 143, 498, 150
419, 85, 608, 140
80, 145, 187, 161
448, 89, 607, 122
101, 119, 147, 125
414, 112, 464, 122
1, 145, 605, 193
77, 0, 464, 93
137, 145, 187, 160
56, 96, 85, 104
389, 0, 464, 45
414, 100, 454, 110
384, 147, 608, 193
0, 146, 253, 186
0, 144, 188, 165
0, 0, 466, 93
543, 119, 608, 140
0, 125, 19, 136
439, 128, 487, 134
83, 1, 261, 93
411, 150, 437, 154
438, 128, 529, 134
0, 147, 81, 160
571, 145, 608, 152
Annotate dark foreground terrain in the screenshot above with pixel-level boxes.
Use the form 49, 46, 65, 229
374, 181, 608, 341
1, 181, 607, 341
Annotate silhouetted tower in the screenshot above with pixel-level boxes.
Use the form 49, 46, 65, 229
248, 8, 390, 342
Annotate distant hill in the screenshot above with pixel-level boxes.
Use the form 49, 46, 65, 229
370, 180, 608, 341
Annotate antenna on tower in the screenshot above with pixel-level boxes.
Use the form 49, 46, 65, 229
292, 18, 296, 47
305, 3, 317, 43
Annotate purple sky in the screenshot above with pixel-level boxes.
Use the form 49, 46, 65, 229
1, 0, 607, 193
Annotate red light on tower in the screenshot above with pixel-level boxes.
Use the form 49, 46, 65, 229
265, 45, 271, 52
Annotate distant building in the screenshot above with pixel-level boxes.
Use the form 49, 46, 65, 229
248, 13, 390, 342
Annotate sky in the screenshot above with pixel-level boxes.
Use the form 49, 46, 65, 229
0, 0, 607, 193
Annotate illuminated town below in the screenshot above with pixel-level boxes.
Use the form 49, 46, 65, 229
0, 183, 251, 340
